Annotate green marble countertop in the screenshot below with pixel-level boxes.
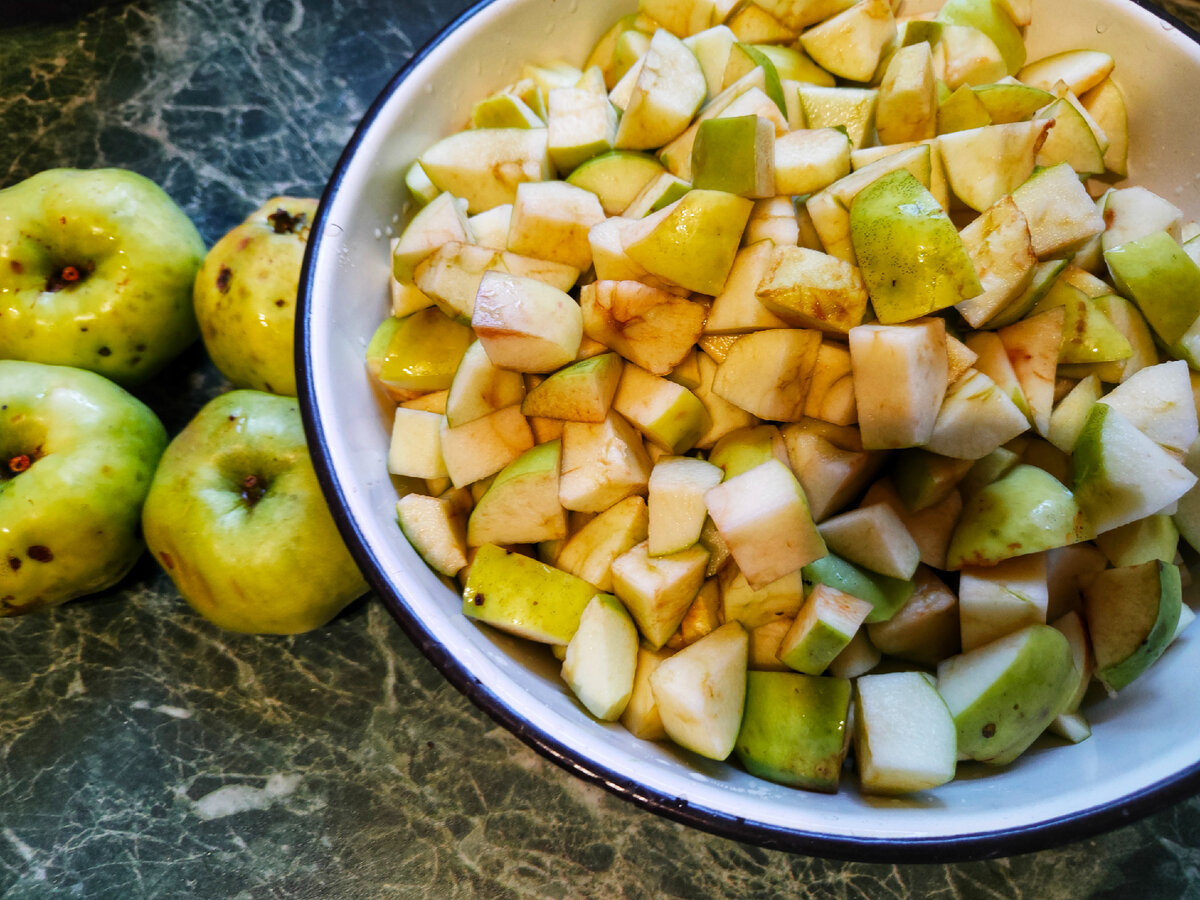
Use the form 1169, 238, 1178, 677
3, 1, 1200, 896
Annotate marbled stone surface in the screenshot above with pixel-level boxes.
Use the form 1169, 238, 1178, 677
2, 1, 1200, 897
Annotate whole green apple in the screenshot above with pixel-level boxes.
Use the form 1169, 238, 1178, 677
0, 168, 205, 385
193, 197, 318, 396
0, 359, 168, 615
141, 389, 367, 634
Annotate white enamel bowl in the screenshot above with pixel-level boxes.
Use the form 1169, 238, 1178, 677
299, 0, 1200, 861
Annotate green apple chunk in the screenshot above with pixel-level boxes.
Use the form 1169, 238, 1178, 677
565, 151, 664, 216
854, 671, 957, 795
1018, 49, 1114, 96
946, 464, 1089, 570
396, 491, 469, 578
624, 190, 754, 296
365, 308, 475, 402
462, 543, 595, 645
1072, 403, 1197, 535
936, 623, 1077, 765
734, 669, 851, 791
777, 583, 873, 675
1083, 560, 1183, 693
802, 551, 914, 625
938, 121, 1049, 214
705, 459, 827, 590
1095, 514, 1179, 568
0, 168, 204, 385
0, 360, 167, 614
690, 115, 776, 199
876, 42, 937, 145
142, 390, 366, 634
467, 440, 566, 546
193, 196, 316, 396
708, 424, 789, 480
1104, 231, 1200, 348
650, 621, 749, 760
562, 593, 640, 721
520, 352, 623, 423
613, 364, 710, 454
850, 170, 982, 324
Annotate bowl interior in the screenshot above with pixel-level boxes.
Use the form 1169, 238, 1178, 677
300, 0, 1200, 860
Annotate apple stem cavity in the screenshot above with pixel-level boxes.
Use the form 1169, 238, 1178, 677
44, 261, 93, 293
7, 454, 32, 475
239, 474, 268, 508
267, 208, 307, 235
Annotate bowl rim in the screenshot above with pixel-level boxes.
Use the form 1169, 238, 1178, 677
297, 0, 1200, 863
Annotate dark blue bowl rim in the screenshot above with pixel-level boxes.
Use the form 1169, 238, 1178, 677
297, 0, 1200, 864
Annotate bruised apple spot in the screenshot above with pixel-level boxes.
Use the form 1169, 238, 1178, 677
27, 545, 54, 563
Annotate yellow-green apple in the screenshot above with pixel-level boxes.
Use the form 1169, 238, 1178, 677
1083, 560, 1183, 692
193, 197, 317, 396
0, 168, 204, 384
364, 307, 474, 402
142, 390, 366, 634
0, 360, 167, 615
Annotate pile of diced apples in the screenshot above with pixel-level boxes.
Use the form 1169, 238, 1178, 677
371, 0, 1200, 796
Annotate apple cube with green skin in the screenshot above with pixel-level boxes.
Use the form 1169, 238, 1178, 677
1072, 403, 1197, 536
648, 457, 724, 556
851, 170, 982, 324
143, 390, 366, 634
970, 82, 1053, 125
651, 621, 748, 761
734, 670, 851, 791
801, 551, 914, 625
958, 553, 1049, 652
946, 464, 1089, 570
1101, 187, 1183, 254
849, 320, 949, 450
753, 245, 870, 335
562, 593, 640, 721
462, 543, 596, 645
615, 29, 707, 150
612, 364, 710, 454
708, 424, 789, 480
418, 128, 553, 214
366, 309, 475, 403
565, 151, 664, 216
891, 450, 973, 513
1018, 48, 1115, 96
854, 671, 957, 795
938, 84, 993, 135
1095, 514, 1180, 568
546, 84, 619, 175
0, 361, 167, 615
1105, 230, 1200, 348
712, 329, 823, 423
777, 583, 873, 675
705, 459, 827, 590
1083, 560, 1183, 693
690, 115, 776, 199
520, 352, 623, 423
396, 491, 469, 578
876, 42, 937, 145
937, 623, 1077, 765
445, 339, 527, 428
467, 440, 566, 546
580, 279, 707, 376
624, 189, 754, 296
800, 0, 894, 83
0, 168, 205, 386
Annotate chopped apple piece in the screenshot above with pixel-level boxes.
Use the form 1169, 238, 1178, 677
712, 328, 823, 422
854, 671, 956, 795
612, 540, 710, 649
818, 504, 921, 581
556, 495, 649, 592
559, 411, 653, 512
754, 246, 870, 335
849, 319, 949, 450
581, 279, 707, 376
648, 457, 724, 556
472, 271, 583, 373
958, 553, 1049, 651
777, 583, 873, 675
